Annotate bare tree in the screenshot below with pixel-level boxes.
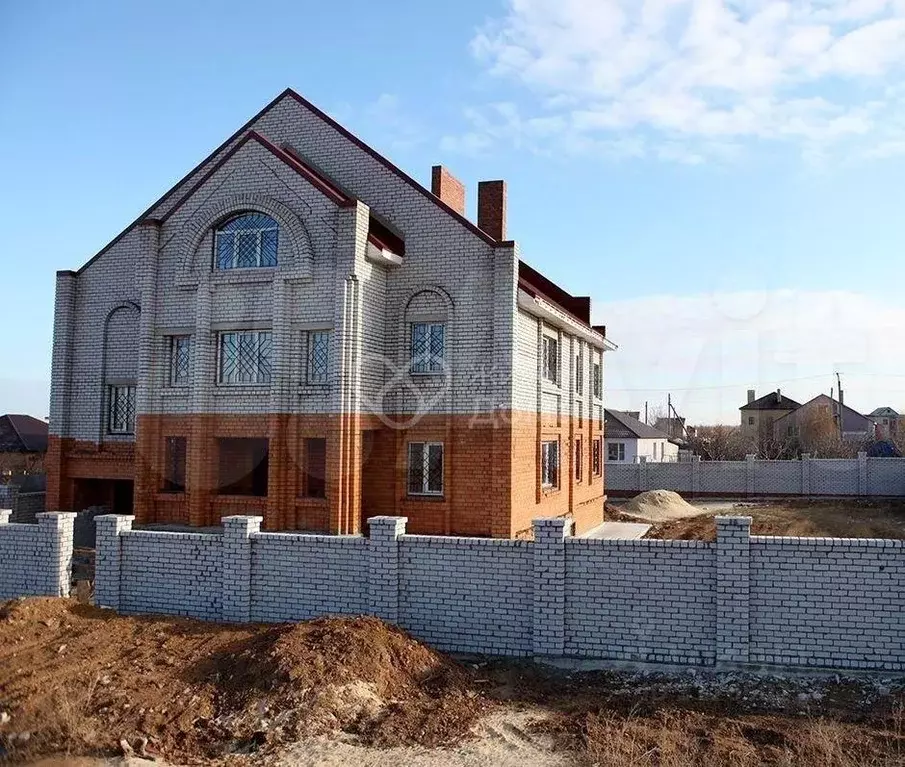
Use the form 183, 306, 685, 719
797, 409, 860, 457
685, 425, 749, 461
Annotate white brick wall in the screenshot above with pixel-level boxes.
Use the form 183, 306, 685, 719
0, 511, 76, 600
73, 513, 905, 671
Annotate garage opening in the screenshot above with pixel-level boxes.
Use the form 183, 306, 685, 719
217, 437, 269, 496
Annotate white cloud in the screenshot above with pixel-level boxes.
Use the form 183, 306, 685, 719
451, 0, 905, 162
598, 289, 905, 423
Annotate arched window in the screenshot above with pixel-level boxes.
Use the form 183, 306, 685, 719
214, 213, 279, 269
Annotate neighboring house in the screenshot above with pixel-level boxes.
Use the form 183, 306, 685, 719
0, 414, 48, 478
604, 410, 678, 463
46, 88, 616, 538
868, 407, 900, 439
654, 415, 685, 440
739, 389, 801, 441
774, 394, 873, 442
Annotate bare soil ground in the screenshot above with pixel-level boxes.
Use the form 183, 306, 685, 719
2, 598, 905, 766
633, 498, 905, 541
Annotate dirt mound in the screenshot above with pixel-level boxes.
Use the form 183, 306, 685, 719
619, 490, 705, 523
0, 599, 487, 764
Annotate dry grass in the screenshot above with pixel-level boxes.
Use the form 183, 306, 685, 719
579, 707, 905, 767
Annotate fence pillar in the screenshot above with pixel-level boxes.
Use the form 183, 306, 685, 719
745, 454, 756, 496
715, 516, 751, 663
691, 456, 701, 496
95, 514, 134, 610
532, 517, 572, 656
800, 453, 811, 496
37, 512, 77, 597
638, 456, 648, 491
368, 516, 407, 623
0, 509, 10, 525
222, 515, 262, 622
858, 452, 868, 496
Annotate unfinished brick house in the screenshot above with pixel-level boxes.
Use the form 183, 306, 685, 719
46, 88, 616, 537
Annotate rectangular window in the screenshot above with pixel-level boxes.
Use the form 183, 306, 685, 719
748, 416, 755, 425
607, 442, 624, 462
575, 349, 583, 394
411, 323, 445, 374
542, 335, 559, 384
218, 331, 273, 385
592, 360, 602, 398
162, 436, 187, 493
217, 437, 269, 496
306, 331, 329, 384
302, 437, 327, 499
575, 438, 583, 482
107, 385, 135, 435
541, 439, 559, 488
168, 335, 191, 387
593, 439, 603, 474
407, 442, 444, 495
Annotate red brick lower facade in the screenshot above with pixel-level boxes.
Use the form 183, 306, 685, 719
46, 410, 605, 537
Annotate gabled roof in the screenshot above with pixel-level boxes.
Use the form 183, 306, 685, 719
869, 407, 899, 417
70, 88, 592, 325
773, 394, 870, 427
605, 409, 670, 440
0, 414, 48, 453
740, 392, 801, 411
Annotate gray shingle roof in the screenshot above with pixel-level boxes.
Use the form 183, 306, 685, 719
739, 392, 801, 411
0, 414, 48, 453
605, 409, 671, 440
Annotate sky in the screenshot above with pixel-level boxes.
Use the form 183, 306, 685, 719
2, 0, 905, 424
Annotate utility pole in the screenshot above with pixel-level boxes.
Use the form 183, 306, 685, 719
645, 401, 648, 425
667, 393, 671, 437
836, 372, 844, 441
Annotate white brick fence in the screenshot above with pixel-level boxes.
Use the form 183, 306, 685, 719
84, 514, 904, 671
0, 510, 76, 601
606, 454, 905, 497
3, 510, 902, 670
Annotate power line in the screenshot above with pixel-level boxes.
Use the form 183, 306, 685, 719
608, 371, 905, 394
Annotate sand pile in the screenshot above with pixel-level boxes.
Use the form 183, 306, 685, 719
619, 490, 706, 523
0, 599, 487, 763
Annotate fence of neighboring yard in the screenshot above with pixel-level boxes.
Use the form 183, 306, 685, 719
605, 454, 905, 497
0, 486, 47, 523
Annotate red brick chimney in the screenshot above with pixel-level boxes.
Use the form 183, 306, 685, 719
477, 180, 506, 241
431, 165, 466, 216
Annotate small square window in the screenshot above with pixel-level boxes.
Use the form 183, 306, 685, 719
607, 442, 625, 462
541, 439, 559, 488
542, 335, 559, 384
218, 331, 272, 385
411, 323, 445, 374
408, 442, 444, 495
748, 416, 755, 426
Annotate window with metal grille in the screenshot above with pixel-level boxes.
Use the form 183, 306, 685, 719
214, 213, 278, 269
407, 442, 443, 495
542, 335, 558, 384
594, 439, 604, 472
162, 436, 187, 492
218, 331, 273, 385
306, 331, 329, 384
592, 361, 602, 398
168, 335, 191, 386
302, 437, 327, 498
575, 349, 583, 394
107, 385, 135, 434
410, 323, 445, 374
541, 440, 559, 488
575, 438, 583, 482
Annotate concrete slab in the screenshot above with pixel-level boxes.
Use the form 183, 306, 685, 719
581, 521, 651, 540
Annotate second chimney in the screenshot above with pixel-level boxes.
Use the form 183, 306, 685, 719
431, 165, 466, 216
747, 389, 755, 404
478, 180, 507, 241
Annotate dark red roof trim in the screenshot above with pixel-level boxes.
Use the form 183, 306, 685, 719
518, 261, 592, 325
76, 90, 292, 275
282, 89, 501, 247
368, 216, 405, 256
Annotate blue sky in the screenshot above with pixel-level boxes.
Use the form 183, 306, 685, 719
3, 0, 905, 423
